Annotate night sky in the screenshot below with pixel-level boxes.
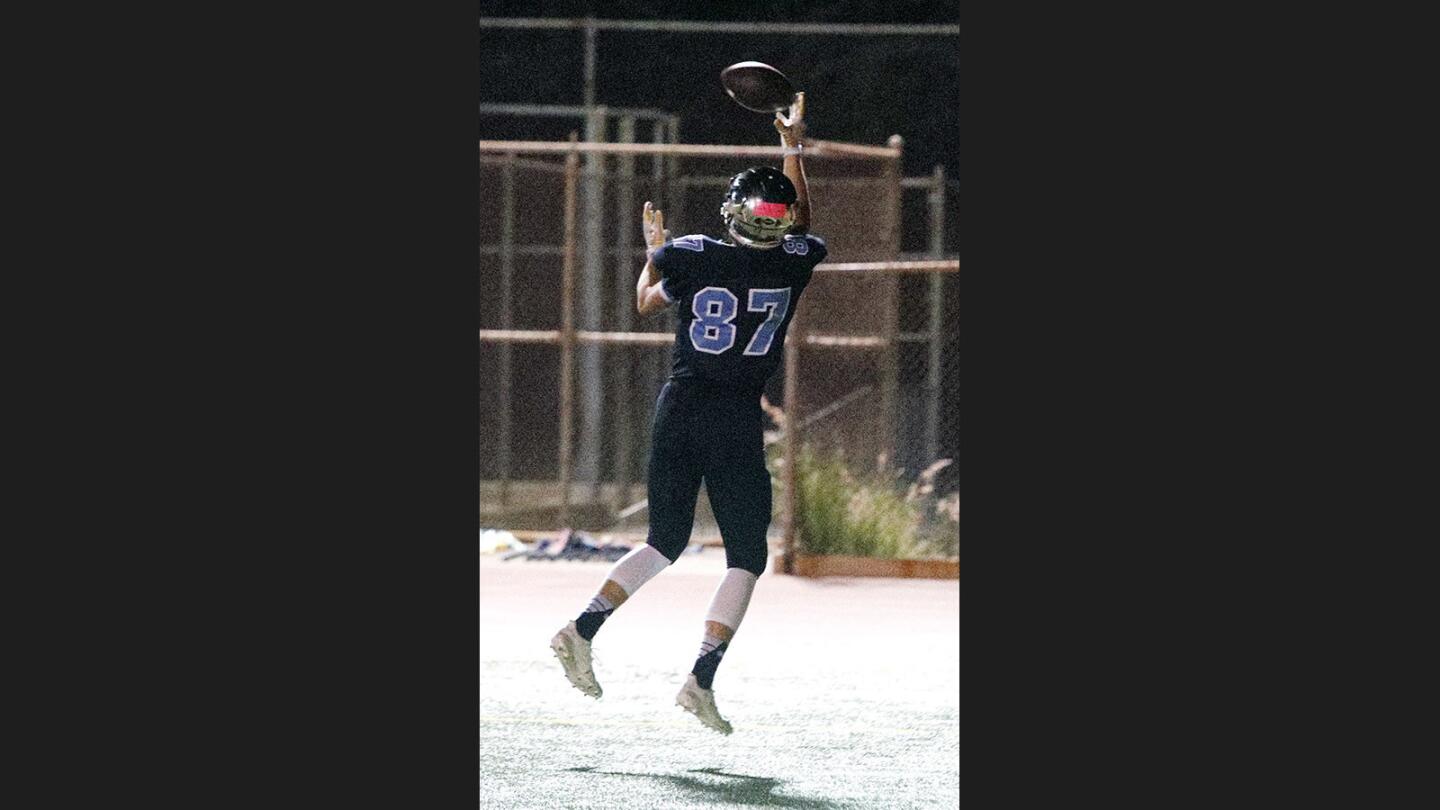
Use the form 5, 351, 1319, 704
479, 1, 960, 181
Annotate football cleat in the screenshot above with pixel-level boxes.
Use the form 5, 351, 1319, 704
550, 622, 602, 699
675, 674, 733, 735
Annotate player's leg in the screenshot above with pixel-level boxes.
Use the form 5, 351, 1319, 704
570, 544, 673, 643
551, 382, 701, 699
643, 382, 706, 565
685, 453, 769, 676
675, 395, 770, 733
674, 567, 758, 735
551, 543, 672, 699
564, 418, 698, 646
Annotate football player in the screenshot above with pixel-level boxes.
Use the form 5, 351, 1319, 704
552, 93, 826, 735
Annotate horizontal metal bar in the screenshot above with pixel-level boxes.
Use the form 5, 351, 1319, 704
481, 140, 787, 157
479, 103, 673, 120
479, 329, 679, 346
478, 140, 898, 159
481, 164, 932, 186
577, 330, 674, 345
480, 245, 647, 257
479, 246, 954, 264
478, 17, 960, 36
480, 329, 918, 348
478, 329, 561, 344
478, 154, 568, 173
802, 138, 902, 159
678, 175, 920, 188
805, 334, 888, 348
815, 260, 959, 274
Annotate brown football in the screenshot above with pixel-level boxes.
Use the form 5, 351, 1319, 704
720, 61, 798, 113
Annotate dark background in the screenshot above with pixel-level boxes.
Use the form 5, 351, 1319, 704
479, 2, 961, 258
479, 0, 960, 178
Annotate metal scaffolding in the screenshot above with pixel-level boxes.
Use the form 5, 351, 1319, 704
479, 137, 955, 541
480, 15, 959, 538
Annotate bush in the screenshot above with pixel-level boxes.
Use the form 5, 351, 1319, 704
779, 445, 958, 560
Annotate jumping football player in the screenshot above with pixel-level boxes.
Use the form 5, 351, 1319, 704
550, 93, 826, 735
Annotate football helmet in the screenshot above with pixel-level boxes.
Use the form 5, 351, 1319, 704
719, 166, 796, 249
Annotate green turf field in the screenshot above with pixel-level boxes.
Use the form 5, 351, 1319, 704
480, 547, 959, 808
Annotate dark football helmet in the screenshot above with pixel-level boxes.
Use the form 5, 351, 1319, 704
719, 166, 797, 249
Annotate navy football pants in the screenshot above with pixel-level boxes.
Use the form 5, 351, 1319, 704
644, 379, 772, 576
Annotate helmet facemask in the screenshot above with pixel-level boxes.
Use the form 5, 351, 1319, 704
721, 198, 796, 248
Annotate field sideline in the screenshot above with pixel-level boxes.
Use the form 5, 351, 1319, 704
480, 545, 959, 808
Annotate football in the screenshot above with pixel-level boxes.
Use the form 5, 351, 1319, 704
720, 61, 798, 113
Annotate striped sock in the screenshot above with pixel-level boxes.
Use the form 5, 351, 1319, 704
574, 594, 615, 641
691, 634, 729, 689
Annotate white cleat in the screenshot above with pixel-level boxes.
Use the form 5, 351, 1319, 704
675, 674, 733, 735
550, 622, 602, 699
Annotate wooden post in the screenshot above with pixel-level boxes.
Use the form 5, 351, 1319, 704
559, 134, 580, 528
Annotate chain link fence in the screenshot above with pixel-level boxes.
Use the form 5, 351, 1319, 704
480, 137, 956, 559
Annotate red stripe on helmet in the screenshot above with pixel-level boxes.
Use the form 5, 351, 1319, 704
753, 201, 789, 218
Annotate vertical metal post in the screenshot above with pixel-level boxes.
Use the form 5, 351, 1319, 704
925, 164, 946, 464
647, 121, 668, 398
879, 135, 904, 470
666, 116, 682, 225
662, 115, 682, 341
612, 115, 637, 512
497, 154, 517, 509
577, 106, 607, 495
577, 15, 601, 503
781, 311, 801, 575
650, 120, 667, 209
559, 135, 580, 529
582, 18, 597, 110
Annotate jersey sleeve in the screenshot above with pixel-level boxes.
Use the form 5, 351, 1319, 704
803, 234, 828, 267
780, 232, 828, 287
650, 235, 707, 303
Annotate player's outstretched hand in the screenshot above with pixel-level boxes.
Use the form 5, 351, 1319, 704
642, 200, 670, 254
775, 91, 805, 147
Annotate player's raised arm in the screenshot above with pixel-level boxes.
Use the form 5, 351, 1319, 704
775, 92, 811, 233
636, 201, 671, 316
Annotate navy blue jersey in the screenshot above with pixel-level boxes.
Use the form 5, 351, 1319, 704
651, 232, 827, 391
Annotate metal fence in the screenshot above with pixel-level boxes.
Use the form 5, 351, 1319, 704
479, 135, 957, 567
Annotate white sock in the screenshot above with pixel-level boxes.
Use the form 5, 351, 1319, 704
704, 568, 759, 633
574, 546, 672, 640
604, 543, 672, 597
692, 568, 758, 688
